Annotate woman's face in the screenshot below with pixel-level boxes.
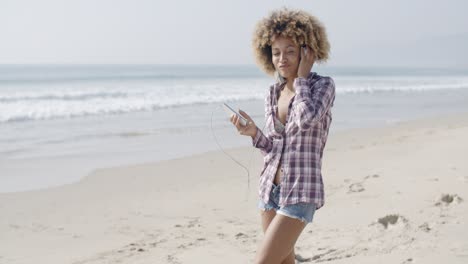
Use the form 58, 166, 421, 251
271, 35, 301, 80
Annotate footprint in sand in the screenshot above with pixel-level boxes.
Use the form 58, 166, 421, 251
377, 214, 409, 229
435, 194, 463, 207
235, 232, 248, 239
418, 222, 432, 232
348, 182, 365, 193
234, 232, 251, 243
347, 174, 380, 193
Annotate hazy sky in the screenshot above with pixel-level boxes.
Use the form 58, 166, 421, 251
1, 0, 467, 67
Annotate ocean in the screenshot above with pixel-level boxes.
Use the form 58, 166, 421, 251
1, 64, 468, 192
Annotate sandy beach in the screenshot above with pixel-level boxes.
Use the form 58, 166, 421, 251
1, 112, 467, 263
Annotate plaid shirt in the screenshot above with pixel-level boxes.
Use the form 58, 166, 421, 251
252, 72, 335, 209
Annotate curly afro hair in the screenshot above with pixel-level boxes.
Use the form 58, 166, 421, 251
252, 7, 330, 76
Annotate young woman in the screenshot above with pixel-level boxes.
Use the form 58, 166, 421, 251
230, 8, 335, 264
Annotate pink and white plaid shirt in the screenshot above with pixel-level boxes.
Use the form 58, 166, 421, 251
252, 72, 335, 210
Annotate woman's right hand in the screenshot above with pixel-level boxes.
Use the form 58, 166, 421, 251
230, 109, 258, 138
297, 45, 315, 79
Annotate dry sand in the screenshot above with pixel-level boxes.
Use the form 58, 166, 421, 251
1, 113, 468, 263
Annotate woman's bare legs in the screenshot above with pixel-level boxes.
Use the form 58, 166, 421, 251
258, 210, 305, 264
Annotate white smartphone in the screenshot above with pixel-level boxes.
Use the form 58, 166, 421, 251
222, 102, 247, 126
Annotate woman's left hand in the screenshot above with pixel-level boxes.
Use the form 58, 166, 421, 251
297, 46, 315, 79
230, 109, 257, 138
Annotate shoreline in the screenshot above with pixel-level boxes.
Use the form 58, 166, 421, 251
0, 112, 468, 195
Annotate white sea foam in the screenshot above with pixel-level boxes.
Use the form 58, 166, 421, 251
1, 67, 468, 123
0, 78, 268, 123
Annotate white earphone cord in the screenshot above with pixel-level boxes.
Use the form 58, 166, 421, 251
210, 105, 267, 201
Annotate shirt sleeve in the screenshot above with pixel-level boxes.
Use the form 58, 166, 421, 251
251, 86, 274, 156
291, 76, 336, 131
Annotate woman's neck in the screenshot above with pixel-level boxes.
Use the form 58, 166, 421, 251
284, 74, 298, 93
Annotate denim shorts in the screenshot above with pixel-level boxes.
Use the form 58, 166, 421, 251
257, 182, 316, 224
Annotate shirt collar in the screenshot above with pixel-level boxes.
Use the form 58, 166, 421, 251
274, 72, 316, 94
